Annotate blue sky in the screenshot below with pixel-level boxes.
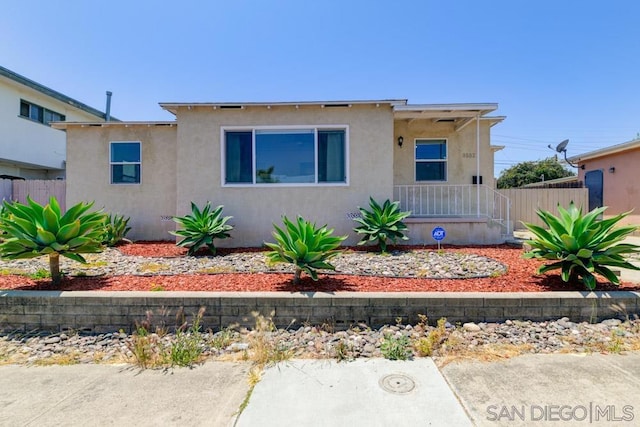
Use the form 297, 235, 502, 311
3, 1, 639, 177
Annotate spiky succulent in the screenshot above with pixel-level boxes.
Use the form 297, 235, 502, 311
265, 216, 347, 284
170, 202, 233, 255
523, 202, 640, 290
353, 197, 411, 252
0, 196, 106, 284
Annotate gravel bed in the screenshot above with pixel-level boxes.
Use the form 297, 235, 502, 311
1, 317, 638, 366
0, 248, 506, 279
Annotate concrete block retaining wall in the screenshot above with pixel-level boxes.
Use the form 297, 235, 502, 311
1, 291, 639, 333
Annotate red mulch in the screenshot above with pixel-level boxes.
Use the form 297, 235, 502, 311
1, 242, 638, 292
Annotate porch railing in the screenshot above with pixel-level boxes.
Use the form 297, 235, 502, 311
393, 184, 512, 235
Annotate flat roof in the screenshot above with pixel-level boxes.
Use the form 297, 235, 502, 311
0, 66, 114, 121
159, 100, 501, 121
567, 138, 640, 162
159, 99, 407, 115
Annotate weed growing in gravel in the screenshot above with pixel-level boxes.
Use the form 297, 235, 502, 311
126, 308, 207, 369
27, 269, 51, 280
127, 325, 164, 369
415, 317, 447, 357
380, 333, 412, 360
210, 326, 238, 350
332, 339, 356, 362
168, 308, 205, 367
149, 283, 165, 292
247, 311, 293, 365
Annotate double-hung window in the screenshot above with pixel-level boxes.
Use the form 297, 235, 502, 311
110, 142, 141, 184
224, 127, 347, 185
415, 139, 447, 181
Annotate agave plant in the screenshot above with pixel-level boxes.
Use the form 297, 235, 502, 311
0, 196, 107, 285
170, 202, 233, 255
523, 202, 640, 290
102, 213, 132, 247
265, 216, 347, 284
353, 197, 411, 253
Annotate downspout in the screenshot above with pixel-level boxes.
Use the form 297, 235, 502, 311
476, 114, 480, 217
105, 91, 112, 122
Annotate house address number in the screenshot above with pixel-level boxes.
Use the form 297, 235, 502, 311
462, 152, 476, 158
160, 215, 173, 221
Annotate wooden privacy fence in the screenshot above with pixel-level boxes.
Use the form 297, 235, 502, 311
498, 188, 588, 230
0, 179, 66, 211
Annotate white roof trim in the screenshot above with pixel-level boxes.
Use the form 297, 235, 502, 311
567, 138, 640, 162
160, 99, 407, 114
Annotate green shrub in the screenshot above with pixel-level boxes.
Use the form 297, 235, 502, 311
101, 213, 131, 247
353, 197, 410, 252
170, 202, 233, 255
523, 202, 640, 290
0, 197, 106, 285
380, 333, 412, 360
265, 216, 347, 284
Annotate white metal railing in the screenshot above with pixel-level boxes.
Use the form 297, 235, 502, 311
393, 184, 512, 235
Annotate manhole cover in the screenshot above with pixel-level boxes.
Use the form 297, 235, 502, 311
379, 374, 416, 394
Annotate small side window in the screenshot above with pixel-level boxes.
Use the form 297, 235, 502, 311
110, 142, 141, 184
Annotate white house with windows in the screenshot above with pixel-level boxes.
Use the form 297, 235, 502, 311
0, 65, 110, 179
55, 99, 509, 245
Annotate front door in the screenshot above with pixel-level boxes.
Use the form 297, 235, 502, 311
585, 169, 603, 211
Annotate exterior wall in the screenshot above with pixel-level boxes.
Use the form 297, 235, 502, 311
393, 119, 494, 187
174, 104, 395, 246
0, 75, 103, 176
577, 147, 640, 226
66, 125, 177, 240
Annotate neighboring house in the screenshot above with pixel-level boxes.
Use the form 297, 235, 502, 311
55, 99, 508, 246
568, 138, 640, 226
0, 65, 111, 179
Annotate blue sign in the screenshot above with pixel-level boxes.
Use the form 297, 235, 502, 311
432, 226, 446, 241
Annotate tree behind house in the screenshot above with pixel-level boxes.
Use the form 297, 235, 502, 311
497, 157, 575, 189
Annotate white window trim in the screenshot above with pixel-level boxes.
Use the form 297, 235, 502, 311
414, 138, 448, 182
110, 141, 142, 185
220, 125, 350, 187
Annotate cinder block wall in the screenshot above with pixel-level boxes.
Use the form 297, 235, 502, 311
1, 291, 638, 333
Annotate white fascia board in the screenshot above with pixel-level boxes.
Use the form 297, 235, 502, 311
567, 138, 640, 162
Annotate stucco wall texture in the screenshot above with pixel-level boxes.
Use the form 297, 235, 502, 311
174, 104, 394, 246
577, 147, 640, 226
65, 103, 499, 245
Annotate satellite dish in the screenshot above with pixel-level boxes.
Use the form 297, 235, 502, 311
547, 139, 577, 168
555, 139, 569, 153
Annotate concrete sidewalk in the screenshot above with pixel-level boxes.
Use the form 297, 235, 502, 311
0, 362, 250, 427
441, 353, 640, 426
2, 354, 640, 426
236, 358, 471, 427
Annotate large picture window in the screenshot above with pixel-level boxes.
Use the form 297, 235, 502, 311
110, 142, 141, 184
224, 127, 347, 185
415, 139, 447, 181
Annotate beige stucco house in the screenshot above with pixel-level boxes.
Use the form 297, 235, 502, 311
0, 65, 110, 179
568, 138, 640, 227
55, 99, 509, 246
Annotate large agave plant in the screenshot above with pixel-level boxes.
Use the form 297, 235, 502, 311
265, 216, 347, 284
0, 197, 107, 285
523, 202, 640, 290
170, 202, 233, 255
353, 197, 411, 253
